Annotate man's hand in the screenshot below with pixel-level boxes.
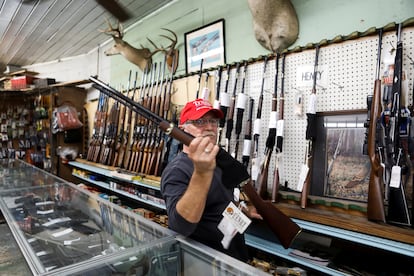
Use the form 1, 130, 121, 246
240, 201, 263, 220
187, 136, 219, 173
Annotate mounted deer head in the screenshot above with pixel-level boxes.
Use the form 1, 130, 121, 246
101, 19, 153, 72
247, 0, 299, 53
147, 28, 179, 74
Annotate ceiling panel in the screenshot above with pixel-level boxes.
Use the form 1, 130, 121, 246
0, 0, 174, 73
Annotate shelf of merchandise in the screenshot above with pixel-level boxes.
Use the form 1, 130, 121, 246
68, 160, 166, 210
245, 217, 414, 276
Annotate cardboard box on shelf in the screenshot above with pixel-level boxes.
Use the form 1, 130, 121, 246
34, 78, 56, 88
11, 75, 37, 89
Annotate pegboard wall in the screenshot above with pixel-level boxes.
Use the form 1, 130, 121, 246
173, 25, 414, 193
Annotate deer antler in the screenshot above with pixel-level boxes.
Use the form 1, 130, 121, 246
147, 28, 179, 74
100, 18, 153, 72
99, 18, 123, 38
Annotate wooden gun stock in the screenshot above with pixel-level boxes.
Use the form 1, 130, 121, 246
242, 180, 301, 248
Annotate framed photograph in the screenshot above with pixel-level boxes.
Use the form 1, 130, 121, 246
311, 111, 371, 202
184, 19, 226, 74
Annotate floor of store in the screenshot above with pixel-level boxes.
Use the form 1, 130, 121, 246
0, 214, 32, 275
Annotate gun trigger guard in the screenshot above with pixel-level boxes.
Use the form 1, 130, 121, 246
165, 123, 175, 135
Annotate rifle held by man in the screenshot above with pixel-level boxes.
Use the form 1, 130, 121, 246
90, 75, 302, 249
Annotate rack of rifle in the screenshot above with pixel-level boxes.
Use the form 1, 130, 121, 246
86, 60, 175, 177
85, 55, 287, 196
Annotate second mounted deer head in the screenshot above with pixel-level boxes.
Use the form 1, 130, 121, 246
101, 19, 153, 72
247, 0, 299, 53
147, 28, 179, 74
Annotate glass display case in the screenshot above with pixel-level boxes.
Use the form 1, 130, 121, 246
0, 159, 268, 276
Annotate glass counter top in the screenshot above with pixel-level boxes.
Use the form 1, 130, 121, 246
0, 159, 176, 275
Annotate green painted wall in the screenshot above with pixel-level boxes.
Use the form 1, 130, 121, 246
108, 0, 414, 83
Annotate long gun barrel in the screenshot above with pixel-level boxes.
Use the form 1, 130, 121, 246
233, 61, 249, 159
272, 53, 286, 202
218, 65, 231, 145
89, 75, 301, 249
252, 56, 269, 184
257, 54, 279, 199
242, 98, 254, 169
225, 62, 241, 153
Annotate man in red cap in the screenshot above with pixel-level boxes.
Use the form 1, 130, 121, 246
161, 98, 250, 261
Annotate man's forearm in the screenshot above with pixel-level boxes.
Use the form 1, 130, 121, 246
176, 171, 213, 223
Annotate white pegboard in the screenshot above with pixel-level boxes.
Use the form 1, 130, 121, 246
207, 26, 414, 193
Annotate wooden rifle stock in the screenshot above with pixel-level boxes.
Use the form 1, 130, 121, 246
367, 28, 386, 222
90, 75, 302, 249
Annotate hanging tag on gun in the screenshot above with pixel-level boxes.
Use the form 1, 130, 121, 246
294, 93, 303, 116
389, 165, 401, 188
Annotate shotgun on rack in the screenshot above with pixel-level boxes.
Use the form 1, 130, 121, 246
225, 62, 240, 153
89, 75, 301, 249
252, 55, 269, 186
272, 53, 286, 202
257, 53, 279, 199
366, 28, 386, 222
233, 61, 248, 159
218, 64, 231, 145
386, 23, 411, 226
242, 98, 255, 169
195, 59, 204, 98
121, 71, 139, 168
113, 70, 133, 167
299, 45, 320, 209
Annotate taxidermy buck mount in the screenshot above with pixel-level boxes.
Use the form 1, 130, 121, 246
247, 0, 299, 53
147, 28, 179, 74
101, 19, 179, 74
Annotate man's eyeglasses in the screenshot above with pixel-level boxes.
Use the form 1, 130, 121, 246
186, 118, 220, 127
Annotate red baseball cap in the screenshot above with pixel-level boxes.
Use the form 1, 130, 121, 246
179, 98, 224, 125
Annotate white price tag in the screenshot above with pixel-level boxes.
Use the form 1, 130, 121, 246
276, 120, 284, 137
253, 118, 261, 135
297, 164, 309, 192
220, 92, 230, 107
251, 158, 259, 181
222, 202, 251, 234
389, 165, 401, 188
268, 111, 278, 128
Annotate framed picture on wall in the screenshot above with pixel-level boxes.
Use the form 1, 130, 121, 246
184, 19, 226, 74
